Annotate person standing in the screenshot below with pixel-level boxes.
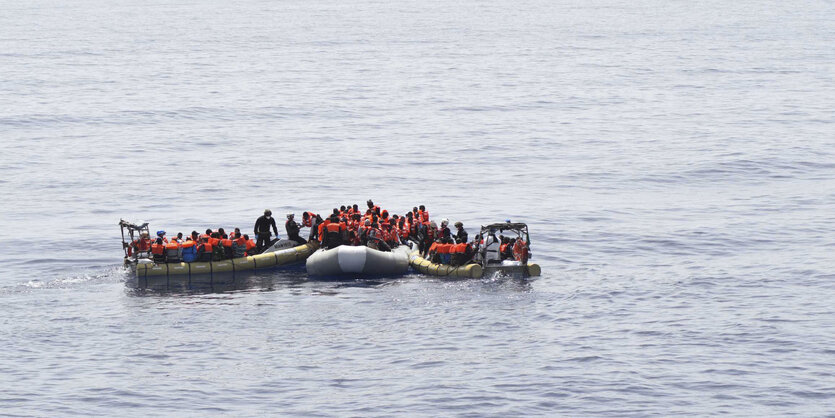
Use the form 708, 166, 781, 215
254, 209, 278, 253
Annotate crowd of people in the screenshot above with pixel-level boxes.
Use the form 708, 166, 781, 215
128, 199, 529, 266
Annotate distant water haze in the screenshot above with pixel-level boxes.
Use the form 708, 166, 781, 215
0, 0, 833, 415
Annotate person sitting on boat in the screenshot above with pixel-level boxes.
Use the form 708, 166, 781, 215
221, 235, 234, 259
254, 209, 279, 253
243, 234, 256, 255
285, 213, 307, 245
383, 222, 399, 248
131, 232, 153, 259
232, 232, 247, 258
181, 238, 198, 262
156, 230, 168, 244
197, 236, 214, 262
454, 222, 468, 244
217, 228, 228, 239
164, 239, 182, 262
322, 214, 346, 249
151, 238, 166, 263
367, 222, 391, 252
172, 232, 183, 243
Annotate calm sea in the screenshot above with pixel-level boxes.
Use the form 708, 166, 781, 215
1, 0, 833, 415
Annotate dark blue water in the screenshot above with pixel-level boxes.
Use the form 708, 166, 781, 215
1, 0, 834, 415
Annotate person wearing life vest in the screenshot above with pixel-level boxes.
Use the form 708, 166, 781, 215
243, 234, 256, 256
151, 238, 166, 263
217, 228, 228, 239
427, 240, 440, 263
437, 239, 453, 265
438, 219, 451, 240
232, 232, 247, 258
322, 214, 345, 249
164, 240, 182, 262
418, 205, 429, 223
398, 217, 410, 241
512, 237, 529, 263
254, 209, 279, 254
285, 213, 306, 245
131, 232, 153, 259
302, 211, 317, 228
366, 199, 380, 214
382, 223, 399, 248
181, 238, 198, 262
200, 228, 212, 242
197, 236, 214, 262
421, 221, 436, 257
156, 230, 168, 244
221, 236, 234, 259
366, 222, 391, 252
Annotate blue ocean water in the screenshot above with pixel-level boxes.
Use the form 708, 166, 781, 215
1, 0, 834, 415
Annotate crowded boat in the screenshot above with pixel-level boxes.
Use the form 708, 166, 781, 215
120, 199, 537, 278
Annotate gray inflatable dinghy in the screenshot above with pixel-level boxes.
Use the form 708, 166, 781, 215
306, 245, 411, 277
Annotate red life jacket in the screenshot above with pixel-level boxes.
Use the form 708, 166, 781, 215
420, 211, 429, 222
200, 242, 213, 253
399, 223, 410, 239
500, 243, 508, 254
437, 243, 452, 254
135, 238, 152, 252
424, 222, 434, 241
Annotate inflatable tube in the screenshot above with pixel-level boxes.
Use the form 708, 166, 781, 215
135, 241, 318, 279
306, 245, 410, 277
408, 250, 483, 279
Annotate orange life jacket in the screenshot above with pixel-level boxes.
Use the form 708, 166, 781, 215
200, 242, 213, 253
221, 239, 232, 248
245, 240, 256, 251
165, 242, 180, 251
151, 243, 165, 255
429, 242, 439, 253
513, 240, 528, 261
181, 241, 195, 248
326, 222, 343, 233
134, 238, 152, 252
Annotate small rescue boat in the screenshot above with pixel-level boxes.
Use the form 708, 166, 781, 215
408, 222, 541, 279
306, 244, 411, 277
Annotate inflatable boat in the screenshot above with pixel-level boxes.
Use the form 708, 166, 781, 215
133, 239, 319, 280
306, 244, 411, 277
409, 222, 541, 279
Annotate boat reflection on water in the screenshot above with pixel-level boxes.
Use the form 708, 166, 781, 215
124, 266, 310, 295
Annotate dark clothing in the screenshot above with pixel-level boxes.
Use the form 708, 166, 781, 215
455, 228, 468, 244
286, 220, 306, 245
256, 233, 272, 253
285, 219, 301, 238
254, 215, 278, 236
